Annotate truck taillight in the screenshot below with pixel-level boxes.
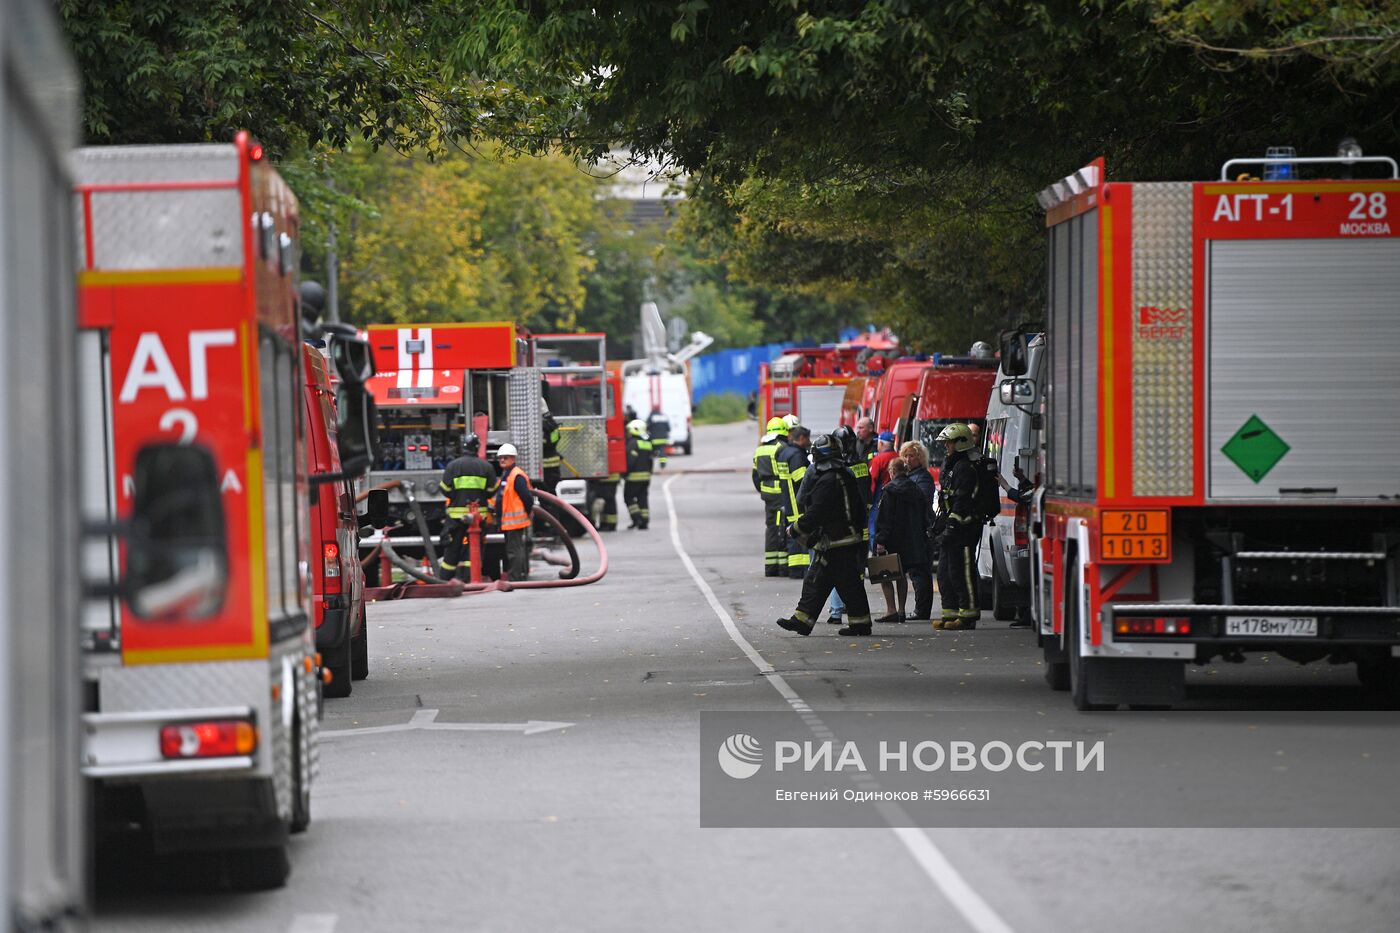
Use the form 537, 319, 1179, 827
324, 542, 342, 593
1114, 617, 1192, 637
1013, 501, 1030, 547
160, 720, 257, 759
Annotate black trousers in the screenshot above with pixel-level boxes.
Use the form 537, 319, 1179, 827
937, 532, 979, 615
594, 480, 619, 530
624, 480, 650, 528
503, 528, 530, 581
784, 505, 810, 580
907, 567, 934, 619
794, 544, 872, 625
439, 518, 470, 579
763, 500, 787, 575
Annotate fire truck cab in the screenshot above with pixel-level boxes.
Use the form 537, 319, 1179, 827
1023, 153, 1400, 710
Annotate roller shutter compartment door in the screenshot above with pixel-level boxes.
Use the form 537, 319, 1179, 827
1207, 237, 1400, 500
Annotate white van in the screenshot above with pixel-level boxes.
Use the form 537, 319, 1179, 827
977, 333, 1045, 622
622, 365, 693, 454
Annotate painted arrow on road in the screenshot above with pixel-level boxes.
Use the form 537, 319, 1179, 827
320, 708, 573, 739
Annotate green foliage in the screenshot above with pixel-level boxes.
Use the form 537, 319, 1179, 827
692, 392, 750, 425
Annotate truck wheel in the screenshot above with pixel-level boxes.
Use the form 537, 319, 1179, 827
351, 605, 369, 681
226, 845, 291, 891
683, 439, 692, 455
290, 715, 311, 834
1067, 555, 1114, 711
324, 626, 353, 699
991, 561, 1017, 622
1357, 658, 1400, 702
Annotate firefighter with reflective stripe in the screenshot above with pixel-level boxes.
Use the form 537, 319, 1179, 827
541, 396, 562, 493
624, 419, 654, 530
775, 433, 873, 637
776, 425, 812, 578
438, 433, 496, 581
493, 443, 534, 581
752, 416, 790, 576
934, 423, 980, 629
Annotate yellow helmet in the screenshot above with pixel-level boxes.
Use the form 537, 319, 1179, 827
936, 423, 975, 451
765, 416, 789, 435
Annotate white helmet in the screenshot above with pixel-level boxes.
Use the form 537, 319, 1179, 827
497, 443, 518, 458
970, 340, 994, 359
783, 413, 800, 429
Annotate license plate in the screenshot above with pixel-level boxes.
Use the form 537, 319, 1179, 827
1225, 616, 1318, 637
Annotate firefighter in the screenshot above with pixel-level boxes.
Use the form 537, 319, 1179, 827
624, 419, 654, 530
437, 433, 496, 581
493, 443, 534, 581
541, 396, 562, 494
777, 425, 812, 579
820, 425, 867, 625
753, 416, 790, 577
775, 433, 874, 637
933, 423, 981, 629
852, 416, 877, 465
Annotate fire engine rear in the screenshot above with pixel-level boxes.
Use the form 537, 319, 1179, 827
1018, 152, 1400, 710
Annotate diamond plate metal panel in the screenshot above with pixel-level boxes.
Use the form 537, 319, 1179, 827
1131, 183, 1195, 497
556, 417, 607, 478
71, 145, 242, 270
508, 367, 543, 478
100, 660, 267, 713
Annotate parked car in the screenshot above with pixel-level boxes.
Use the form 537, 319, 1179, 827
305, 343, 369, 697
976, 333, 1045, 622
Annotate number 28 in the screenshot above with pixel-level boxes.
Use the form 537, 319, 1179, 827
1348, 192, 1387, 220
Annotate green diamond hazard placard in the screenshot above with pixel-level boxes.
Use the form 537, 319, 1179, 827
1221, 415, 1290, 484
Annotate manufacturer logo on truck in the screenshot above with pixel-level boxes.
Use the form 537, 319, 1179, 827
1136, 306, 1189, 341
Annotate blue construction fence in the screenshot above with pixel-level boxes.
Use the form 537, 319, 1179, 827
690, 342, 795, 403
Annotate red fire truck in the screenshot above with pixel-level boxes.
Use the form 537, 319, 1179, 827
75, 134, 376, 886
1018, 153, 1400, 710
757, 346, 863, 434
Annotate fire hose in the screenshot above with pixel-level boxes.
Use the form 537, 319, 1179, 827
357, 483, 606, 597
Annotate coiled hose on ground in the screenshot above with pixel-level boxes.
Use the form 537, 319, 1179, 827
357, 483, 606, 597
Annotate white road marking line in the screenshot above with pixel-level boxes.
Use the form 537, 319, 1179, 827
321, 710, 573, 739
287, 913, 337, 933
663, 475, 1016, 933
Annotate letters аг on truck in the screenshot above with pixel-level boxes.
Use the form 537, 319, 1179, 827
75, 133, 322, 888
1023, 151, 1400, 710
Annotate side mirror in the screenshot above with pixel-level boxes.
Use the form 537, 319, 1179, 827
331, 334, 374, 386
999, 330, 1029, 377
334, 383, 380, 475
125, 444, 228, 620
999, 378, 1037, 407
361, 488, 389, 530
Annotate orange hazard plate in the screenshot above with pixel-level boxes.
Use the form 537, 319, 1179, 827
1100, 509, 1171, 563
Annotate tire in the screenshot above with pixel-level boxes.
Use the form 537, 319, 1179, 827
683, 439, 693, 456
991, 559, 1017, 622
1357, 657, 1400, 703
324, 623, 352, 699
226, 846, 291, 891
1067, 553, 1114, 710
290, 716, 311, 834
1043, 639, 1070, 691
351, 604, 369, 681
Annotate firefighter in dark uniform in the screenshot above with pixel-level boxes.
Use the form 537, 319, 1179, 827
624, 419, 654, 530
777, 425, 811, 579
541, 398, 562, 494
934, 423, 981, 629
752, 416, 790, 576
437, 433, 496, 581
592, 468, 621, 531
775, 433, 874, 637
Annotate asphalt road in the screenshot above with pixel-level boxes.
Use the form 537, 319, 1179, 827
95, 421, 1400, 933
